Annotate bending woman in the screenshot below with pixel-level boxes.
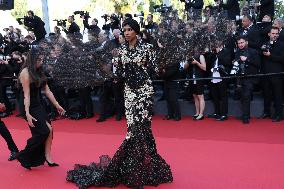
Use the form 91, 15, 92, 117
17, 48, 65, 170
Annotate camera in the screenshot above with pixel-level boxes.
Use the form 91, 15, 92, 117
0, 55, 11, 61
261, 41, 274, 52
53, 19, 67, 27
230, 60, 247, 75
74, 11, 90, 19
16, 16, 34, 26
101, 14, 109, 21
153, 4, 172, 13
134, 12, 144, 17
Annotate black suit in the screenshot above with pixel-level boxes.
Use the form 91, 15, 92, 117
262, 40, 284, 118
278, 29, 284, 43
65, 22, 80, 34
161, 63, 181, 119
209, 48, 232, 116
24, 16, 46, 41
83, 19, 101, 36
239, 25, 262, 51
258, 0, 274, 21
220, 0, 240, 20
235, 48, 261, 119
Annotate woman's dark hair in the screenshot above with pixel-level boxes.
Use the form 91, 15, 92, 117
21, 48, 46, 87
122, 19, 140, 34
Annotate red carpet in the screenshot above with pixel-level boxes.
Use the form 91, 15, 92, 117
0, 115, 284, 189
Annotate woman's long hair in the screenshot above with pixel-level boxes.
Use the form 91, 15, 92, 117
20, 48, 46, 87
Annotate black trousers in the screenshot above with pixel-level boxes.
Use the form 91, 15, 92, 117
164, 81, 181, 119
79, 87, 93, 116
98, 81, 114, 118
0, 81, 13, 113
0, 120, 18, 152
263, 77, 283, 117
112, 81, 124, 117
241, 80, 254, 119
210, 81, 228, 116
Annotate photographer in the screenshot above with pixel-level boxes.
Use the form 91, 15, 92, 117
83, 17, 101, 36
101, 14, 120, 32
63, 15, 80, 34
0, 55, 14, 117
207, 41, 232, 121
22, 10, 46, 41
144, 14, 158, 32
261, 27, 284, 122
234, 36, 260, 124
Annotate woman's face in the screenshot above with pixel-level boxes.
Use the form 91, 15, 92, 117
123, 25, 136, 42
36, 55, 44, 68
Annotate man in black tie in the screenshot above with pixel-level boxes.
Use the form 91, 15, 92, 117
239, 15, 261, 51
0, 102, 18, 161
261, 26, 284, 122
272, 18, 284, 42
234, 36, 261, 124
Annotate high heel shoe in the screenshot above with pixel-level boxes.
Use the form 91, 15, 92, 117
46, 160, 59, 167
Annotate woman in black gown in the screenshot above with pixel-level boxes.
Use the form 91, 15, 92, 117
17, 48, 65, 170
66, 19, 173, 188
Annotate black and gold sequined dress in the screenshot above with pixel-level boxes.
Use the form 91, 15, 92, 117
66, 41, 173, 188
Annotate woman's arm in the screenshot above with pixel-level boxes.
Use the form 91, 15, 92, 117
192, 55, 206, 71
19, 68, 37, 127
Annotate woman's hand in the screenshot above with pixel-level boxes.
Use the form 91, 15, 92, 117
26, 113, 37, 127
56, 105, 66, 116
192, 58, 199, 65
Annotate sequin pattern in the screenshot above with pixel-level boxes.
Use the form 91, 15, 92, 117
66, 40, 173, 188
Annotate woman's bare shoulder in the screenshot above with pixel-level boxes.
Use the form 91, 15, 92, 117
19, 68, 30, 81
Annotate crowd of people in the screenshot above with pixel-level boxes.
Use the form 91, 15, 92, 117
1, 0, 284, 127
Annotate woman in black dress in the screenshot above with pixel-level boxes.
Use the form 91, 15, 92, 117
66, 19, 173, 188
17, 48, 65, 170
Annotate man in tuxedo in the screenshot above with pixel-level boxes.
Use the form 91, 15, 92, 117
239, 15, 261, 51
261, 26, 284, 122
235, 36, 261, 124
0, 102, 18, 161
